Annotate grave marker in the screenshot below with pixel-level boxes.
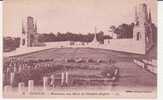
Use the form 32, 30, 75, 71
28, 80, 34, 92
10, 72, 15, 86
43, 76, 48, 90
18, 82, 25, 93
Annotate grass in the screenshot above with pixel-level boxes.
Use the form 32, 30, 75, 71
4, 48, 156, 88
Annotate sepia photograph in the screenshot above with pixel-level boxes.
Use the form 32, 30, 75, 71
3, 0, 157, 98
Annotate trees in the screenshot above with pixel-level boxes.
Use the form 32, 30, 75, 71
96, 31, 104, 44
29, 22, 158, 43
113, 23, 134, 39
110, 25, 116, 32
151, 23, 157, 43
3, 37, 20, 52
38, 32, 96, 43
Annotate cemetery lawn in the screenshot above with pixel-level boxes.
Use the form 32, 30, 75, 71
14, 48, 156, 87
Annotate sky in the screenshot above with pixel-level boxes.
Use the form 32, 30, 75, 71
3, 0, 157, 37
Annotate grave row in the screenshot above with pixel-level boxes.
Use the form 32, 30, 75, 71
4, 72, 69, 93
64, 58, 116, 64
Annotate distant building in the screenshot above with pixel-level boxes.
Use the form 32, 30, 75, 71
20, 16, 40, 47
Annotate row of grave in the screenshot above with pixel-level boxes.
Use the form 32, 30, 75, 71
3, 58, 115, 87
5, 57, 116, 65
4, 57, 116, 74
4, 72, 69, 93
3, 61, 118, 90
5, 58, 54, 64
5, 66, 119, 86
4, 69, 119, 93
64, 58, 116, 63
4, 62, 108, 75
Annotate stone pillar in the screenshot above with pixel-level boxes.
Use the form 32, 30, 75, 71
10, 72, 15, 86
28, 80, 34, 92
6, 67, 10, 73
18, 82, 25, 93
47, 64, 50, 67
13, 67, 17, 73
18, 66, 22, 73
50, 74, 55, 87
65, 72, 69, 85
43, 76, 48, 90
61, 72, 64, 86
4, 85, 12, 93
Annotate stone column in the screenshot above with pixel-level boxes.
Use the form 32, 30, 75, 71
61, 72, 64, 86
18, 66, 22, 73
18, 82, 25, 93
13, 67, 17, 73
6, 67, 10, 73
10, 72, 15, 86
28, 80, 34, 92
4, 85, 12, 93
43, 76, 48, 90
65, 72, 69, 85
47, 64, 50, 67
50, 74, 55, 87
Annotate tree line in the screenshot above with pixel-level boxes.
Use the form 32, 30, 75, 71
3, 22, 157, 52
38, 23, 137, 43
3, 37, 20, 52
38, 31, 111, 44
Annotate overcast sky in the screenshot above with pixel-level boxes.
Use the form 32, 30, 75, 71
3, 0, 157, 37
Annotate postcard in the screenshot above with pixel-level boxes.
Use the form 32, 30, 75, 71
3, 0, 157, 98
